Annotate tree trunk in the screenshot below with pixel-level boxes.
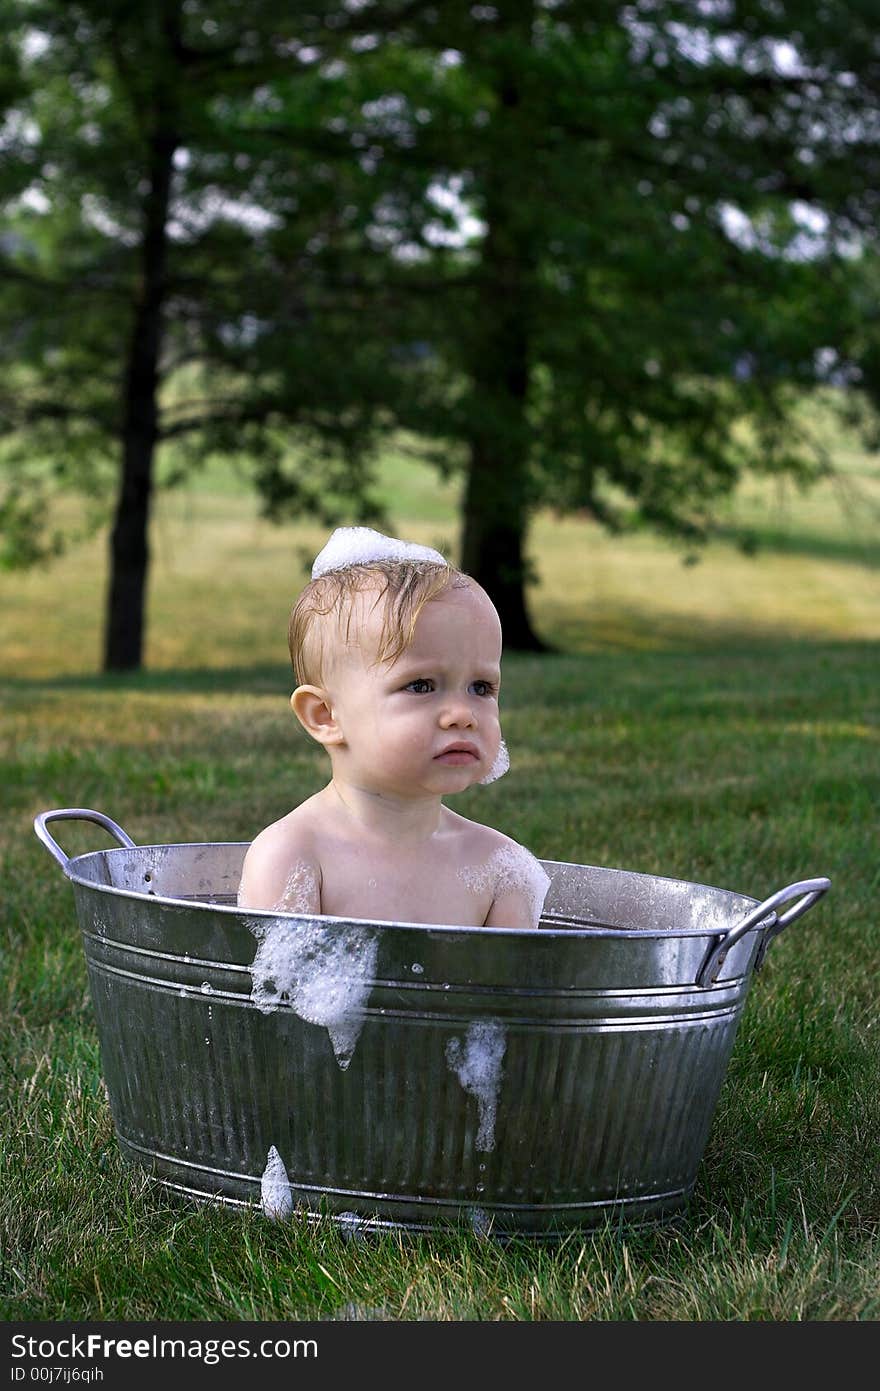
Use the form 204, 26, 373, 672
459, 0, 547, 652
103, 8, 179, 672
460, 299, 546, 649
461, 446, 546, 651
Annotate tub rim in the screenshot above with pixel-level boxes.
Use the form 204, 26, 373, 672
59, 840, 764, 942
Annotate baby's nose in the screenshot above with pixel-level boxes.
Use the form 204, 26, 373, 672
439, 698, 476, 728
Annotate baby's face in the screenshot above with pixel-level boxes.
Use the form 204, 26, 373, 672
327, 580, 503, 798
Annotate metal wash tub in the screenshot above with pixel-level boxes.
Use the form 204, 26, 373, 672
35, 807, 830, 1239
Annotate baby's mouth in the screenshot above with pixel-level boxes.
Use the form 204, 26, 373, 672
434, 742, 480, 765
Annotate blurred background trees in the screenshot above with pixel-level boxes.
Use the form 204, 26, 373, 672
2, 0, 879, 670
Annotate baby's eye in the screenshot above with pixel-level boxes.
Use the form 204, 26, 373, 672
404, 678, 435, 694
471, 680, 498, 698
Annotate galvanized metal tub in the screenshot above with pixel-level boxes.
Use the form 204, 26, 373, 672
35, 807, 830, 1239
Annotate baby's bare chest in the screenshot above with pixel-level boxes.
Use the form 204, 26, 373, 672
318, 845, 494, 927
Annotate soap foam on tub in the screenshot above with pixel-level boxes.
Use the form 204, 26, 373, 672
446, 1019, 507, 1152
261, 1144, 293, 1220
246, 913, 379, 1070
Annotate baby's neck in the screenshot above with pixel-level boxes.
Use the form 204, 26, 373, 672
326, 777, 445, 844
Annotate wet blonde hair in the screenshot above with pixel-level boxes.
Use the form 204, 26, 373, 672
288, 559, 472, 686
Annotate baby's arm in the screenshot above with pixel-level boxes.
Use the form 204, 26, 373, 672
479, 839, 551, 930
237, 822, 321, 914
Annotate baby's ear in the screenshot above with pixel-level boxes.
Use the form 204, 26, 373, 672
290, 686, 344, 746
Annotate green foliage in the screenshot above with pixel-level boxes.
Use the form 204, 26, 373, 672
368, 2, 880, 543
2, 1, 880, 663
0, 1, 408, 567
0, 486, 56, 568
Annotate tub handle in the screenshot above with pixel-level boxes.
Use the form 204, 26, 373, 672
33, 808, 138, 875
696, 877, 831, 987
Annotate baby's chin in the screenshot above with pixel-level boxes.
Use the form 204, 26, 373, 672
430, 764, 483, 789
432, 746, 509, 794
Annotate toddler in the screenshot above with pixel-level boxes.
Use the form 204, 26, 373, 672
237, 527, 550, 929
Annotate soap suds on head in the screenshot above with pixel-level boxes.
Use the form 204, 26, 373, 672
458, 842, 551, 928
312, 526, 446, 578
261, 1145, 293, 1220
478, 737, 510, 785
446, 1019, 507, 1151
247, 916, 379, 1069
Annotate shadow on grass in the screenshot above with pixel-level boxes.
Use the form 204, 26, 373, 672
714, 522, 880, 568
0, 662, 293, 696
1, 628, 879, 696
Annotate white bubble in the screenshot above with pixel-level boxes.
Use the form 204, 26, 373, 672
458, 841, 551, 928
246, 916, 379, 1069
446, 1019, 507, 1151
241, 859, 320, 915
261, 1145, 293, 1221
478, 737, 510, 785
469, 1206, 492, 1239
312, 527, 446, 578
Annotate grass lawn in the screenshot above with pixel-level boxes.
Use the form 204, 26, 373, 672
1, 413, 878, 1321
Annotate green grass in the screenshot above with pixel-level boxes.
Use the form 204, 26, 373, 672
1, 411, 879, 1321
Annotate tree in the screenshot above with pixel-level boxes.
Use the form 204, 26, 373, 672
331, 0, 880, 643
4, 2, 879, 664
0, 0, 414, 669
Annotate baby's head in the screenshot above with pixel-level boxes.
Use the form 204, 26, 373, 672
289, 555, 469, 688
287, 528, 510, 789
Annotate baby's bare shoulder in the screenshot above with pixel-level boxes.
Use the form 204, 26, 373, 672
250, 798, 322, 850
445, 813, 549, 929
242, 805, 319, 869
444, 811, 532, 863
238, 798, 324, 911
